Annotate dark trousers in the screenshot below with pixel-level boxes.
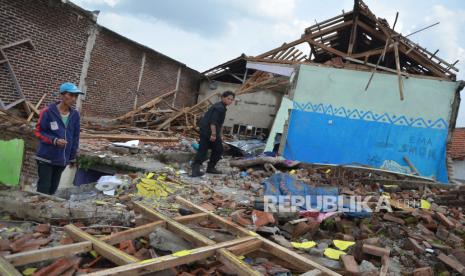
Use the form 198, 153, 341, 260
37, 161, 66, 195
194, 134, 223, 167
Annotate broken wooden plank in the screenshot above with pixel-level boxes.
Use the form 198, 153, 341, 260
64, 224, 139, 265
133, 202, 214, 247
79, 133, 178, 142
403, 155, 419, 175
5, 242, 92, 267
393, 42, 404, 100
27, 93, 47, 122
0, 255, 22, 276
5, 213, 209, 266
175, 196, 342, 275
116, 90, 176, 122
85, 237, 257, 276
134, 202, 260, 275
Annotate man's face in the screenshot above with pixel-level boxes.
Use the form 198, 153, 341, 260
222, 95, 235, 106
61, 92, 78, 106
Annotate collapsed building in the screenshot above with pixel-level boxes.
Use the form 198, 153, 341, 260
1, 0, 465, 275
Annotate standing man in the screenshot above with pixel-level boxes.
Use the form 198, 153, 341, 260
192, 91, 235, 177
34, 82, 83, 195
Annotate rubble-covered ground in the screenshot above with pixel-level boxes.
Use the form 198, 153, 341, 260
1, 127, 465, 275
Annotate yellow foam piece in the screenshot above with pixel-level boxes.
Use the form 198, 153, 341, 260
291, 241, 316, 249
172, 250, 193, 257
420, 199, 431, 209
324, 248, 346, 260
290, 170, 296, 174
146, 172, 155, 179
90, 250, 99, 258
248, 231, 258, 237
333, 240, 355, 251
22, 268, 37, 276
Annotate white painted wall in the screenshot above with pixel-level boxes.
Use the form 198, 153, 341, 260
198, 80, 282, 129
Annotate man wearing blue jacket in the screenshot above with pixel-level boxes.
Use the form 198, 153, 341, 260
34, 82, 83, 195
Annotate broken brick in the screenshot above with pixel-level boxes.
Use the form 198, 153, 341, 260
0, 239, 10, 251
292, 221, 320, 239
341, 255, 359, 276
413, 267, 433, 276
383, 213, 405, 225
437, 253, 465, 274
60, 236, 74, 245
134, 248, 149, 259
231, 210, 252, 226
33, 257, 81, 276
406, 238, 424, 254
119, 240, 137, 255
199, 202, 215, 211
452, 249, 465, 264
436, 225, 449, 241
362, 244, 390, 257
251, 210, 275, 228
34, 223, 51, 234
436, 212, 455, 228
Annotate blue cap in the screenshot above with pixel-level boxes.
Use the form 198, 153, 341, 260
59, 82, 83, 94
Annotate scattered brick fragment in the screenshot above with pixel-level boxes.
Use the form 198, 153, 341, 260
341, 255, 359, 276
413, 267, 433, 276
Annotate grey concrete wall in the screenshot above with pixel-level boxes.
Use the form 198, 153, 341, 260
198, 80, 282, 129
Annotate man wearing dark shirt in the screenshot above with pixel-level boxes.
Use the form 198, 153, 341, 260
192, 91, 235, 177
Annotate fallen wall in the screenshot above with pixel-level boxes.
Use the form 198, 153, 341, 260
282, 64, 459, 183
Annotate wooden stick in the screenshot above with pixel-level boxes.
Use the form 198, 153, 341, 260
133, 202, 260, 275
393, 42, 405, 100
0, 256, 22, 276
79, 133, 178, 142
86, 237, 257, 276
64, 224, 139, 265
27, 93, 47, 122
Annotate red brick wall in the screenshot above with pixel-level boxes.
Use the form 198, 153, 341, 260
82, 27, 200, 117
0, 0, 93, 108
1, 0, 201, 185
450, 128, 465, 160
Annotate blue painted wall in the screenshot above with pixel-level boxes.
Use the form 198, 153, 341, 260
283, 65, 458, 183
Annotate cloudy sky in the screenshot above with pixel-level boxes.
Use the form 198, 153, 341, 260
73, 0, 465, 126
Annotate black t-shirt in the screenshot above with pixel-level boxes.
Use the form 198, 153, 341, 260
199, 101, 226, 137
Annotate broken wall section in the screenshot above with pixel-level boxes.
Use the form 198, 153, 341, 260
0, 0, 93, 107
0, 0, 201, 119
82, 27, 201, 118
282, 64, 459, 182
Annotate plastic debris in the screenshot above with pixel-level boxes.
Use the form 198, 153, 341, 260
136, 173, 182, 199
291, 241, 317, 249
324, 248, 346, 260
333, 240, 355, 251
420, 199, 431, 209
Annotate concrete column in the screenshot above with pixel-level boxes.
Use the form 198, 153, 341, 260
172, 67, 182, 106
76, 24, 98, 112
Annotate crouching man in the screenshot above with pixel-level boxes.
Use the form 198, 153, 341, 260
192, 91, 235, 177
34, 82, 83, 195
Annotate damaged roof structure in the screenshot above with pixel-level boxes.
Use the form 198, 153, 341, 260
2, 0, 465, 275
198, 0, 465, 183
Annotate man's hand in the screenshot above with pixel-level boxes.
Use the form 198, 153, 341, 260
210, 135, 217, 142
56, 139, 67, 148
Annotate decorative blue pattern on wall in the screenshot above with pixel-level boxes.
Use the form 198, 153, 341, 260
293, 101, 448, 129
283, 109, 449, 182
